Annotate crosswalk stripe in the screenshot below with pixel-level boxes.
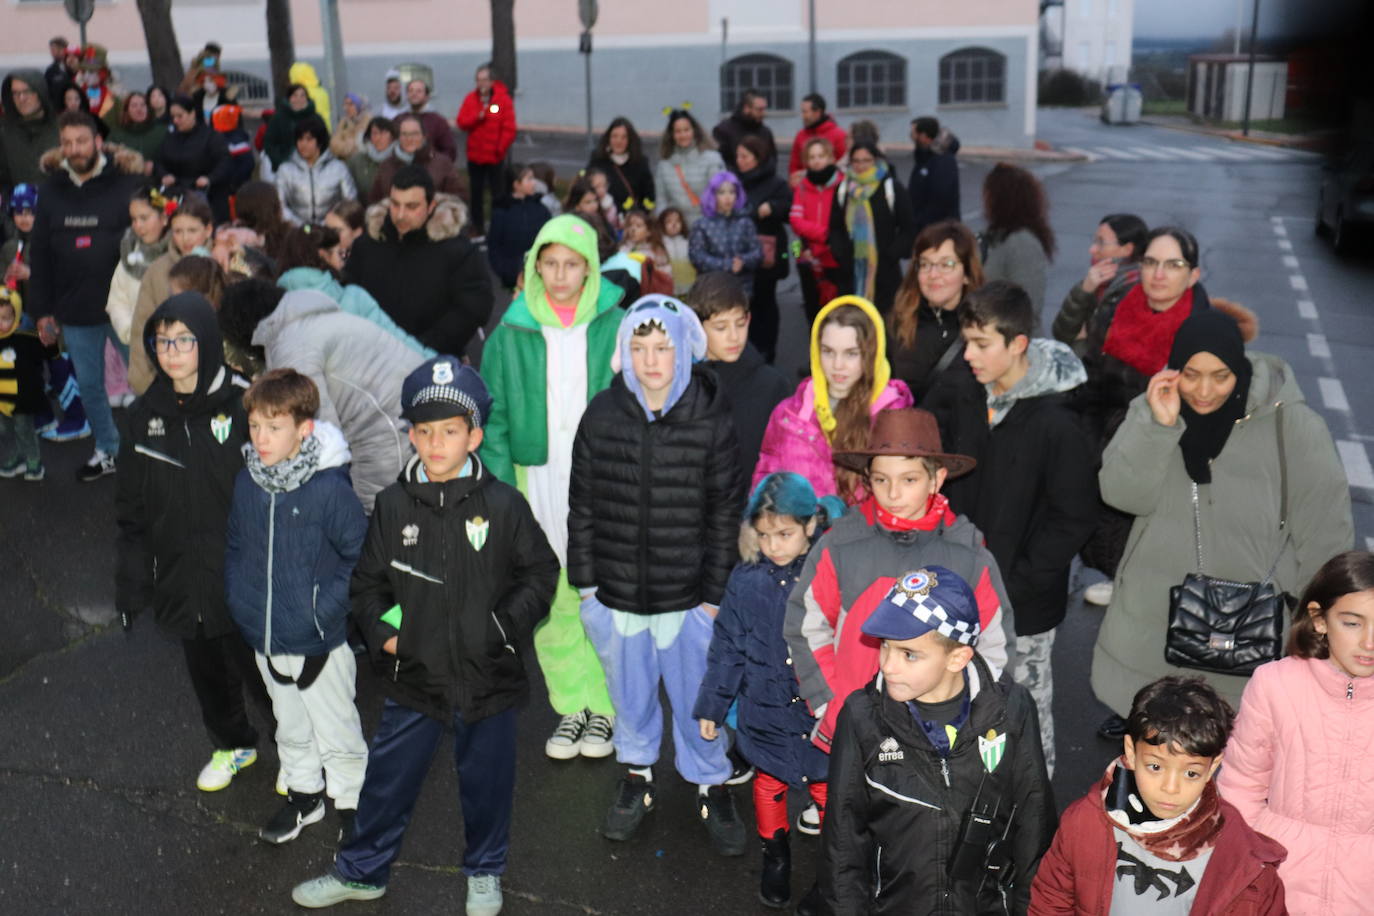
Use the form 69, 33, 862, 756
1202, 146, 1262, 160
1062, 147, 1096, 160
1126, 146, 1177, 160
1230, 144, 1291, 160
1094, 146, 1141, 160
1157, 147, 1216, 161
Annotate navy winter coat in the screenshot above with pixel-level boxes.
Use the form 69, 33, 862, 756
688, 213, 762, 296
693, 555, 828, 787
486, 195, 551, 287
226, 424, 368, 656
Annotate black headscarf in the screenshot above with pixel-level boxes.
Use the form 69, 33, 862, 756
1167, 309, 1252, 484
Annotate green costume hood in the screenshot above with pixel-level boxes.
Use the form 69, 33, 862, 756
520, 215, 603, 329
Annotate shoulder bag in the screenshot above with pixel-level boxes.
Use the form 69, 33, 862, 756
1165, 406, 1291, 676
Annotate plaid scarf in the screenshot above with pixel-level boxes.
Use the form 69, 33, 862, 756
242, 432, 322, 494
845, 162, 887, 300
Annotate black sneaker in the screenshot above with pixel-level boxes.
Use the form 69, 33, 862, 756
76, 450, 116, 482
725, 744, 755, 785
699, 785, 747, 857
603, 771, 655, 841
337, 808, 357, 847
260, 791, 326, 844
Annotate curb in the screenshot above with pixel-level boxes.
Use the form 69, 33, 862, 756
1137, 117, 1326, 152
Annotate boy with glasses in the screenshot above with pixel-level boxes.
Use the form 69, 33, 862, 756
117, 292, 266, 793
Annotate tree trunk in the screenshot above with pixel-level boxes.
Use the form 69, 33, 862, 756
490, 0, 517, 93
266, 0, 297, 98
134, 0, 184, 91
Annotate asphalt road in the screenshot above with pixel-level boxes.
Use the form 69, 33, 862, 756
2, 107, 1370, 915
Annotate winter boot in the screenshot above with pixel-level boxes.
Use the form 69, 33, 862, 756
759, 829, 791, 908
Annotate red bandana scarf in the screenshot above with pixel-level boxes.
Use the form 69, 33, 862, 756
1102, 283, 1194, 376
858, 493, 954, 532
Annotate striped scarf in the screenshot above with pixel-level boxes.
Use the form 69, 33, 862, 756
845, 161, 887, 300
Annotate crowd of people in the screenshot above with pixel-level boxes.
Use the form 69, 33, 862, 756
0, 36, 1369, 916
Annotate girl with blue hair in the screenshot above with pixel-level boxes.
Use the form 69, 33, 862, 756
693, 471, 844, 909
687, 171, 763, 295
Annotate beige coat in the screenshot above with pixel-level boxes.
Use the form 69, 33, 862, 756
126, 250, 182, 394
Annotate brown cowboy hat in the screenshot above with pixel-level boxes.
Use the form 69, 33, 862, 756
832, 408, 977, 478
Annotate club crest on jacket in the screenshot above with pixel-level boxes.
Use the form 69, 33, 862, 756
979, 729, 1006, 773
210, 413, 232, 444
147, 416, 165, 437
466, 516, 489, 551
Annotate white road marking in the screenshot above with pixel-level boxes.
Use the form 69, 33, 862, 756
1297, 299, 1317, 319
1161, 147, 1216, 161
1127, 146, 1178, 160
1289, 275, 1309, 291
1095, 146, 1142, 160
1233, 144, 1293, 160
1320, 377, 1351, 412
1282, 255, 1300, 269
1062, 147, 1096, 161
1273, 223, 1288, 236
1308, 334, 1331, 358
1337, 441, 1374, 490
1277, 239, 1293, 251
1205, 146, 1262, 160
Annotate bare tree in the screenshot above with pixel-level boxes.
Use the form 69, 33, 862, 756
134, 0, 184, 91
490, 0, 517, 92
267, 0, 296, 96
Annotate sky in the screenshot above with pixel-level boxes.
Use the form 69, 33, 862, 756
1132, 0, 1362, 41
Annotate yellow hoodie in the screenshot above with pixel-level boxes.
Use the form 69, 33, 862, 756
289, 62, 332, 130
809, 295, 893, 437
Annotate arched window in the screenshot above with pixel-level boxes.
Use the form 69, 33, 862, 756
938, 47, 1007, 105
836, 50, 907, 109
721, 54, 794, 113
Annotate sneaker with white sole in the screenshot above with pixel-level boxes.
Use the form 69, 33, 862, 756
1084, 581, 1113, 607
77, 450, 116, 482
260, 791, 326, 844
23, 464, 44, 482
725, 745, 755, 785
42, 418, 90, 442
545, 709, 588, 760
579, 713, 615, 758
796, 801, 822, 836
196, 747, 257, 791
291, 873, 386, 908
466, 873, 503, 916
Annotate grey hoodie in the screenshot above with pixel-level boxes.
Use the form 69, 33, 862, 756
985, 338, 1086, 427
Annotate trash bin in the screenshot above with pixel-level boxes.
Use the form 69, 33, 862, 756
1101, 84, 1143, 125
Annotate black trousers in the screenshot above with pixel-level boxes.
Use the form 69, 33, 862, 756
467, 161, 504, 235
181, 626, 263, 751
748, 270, 782, 364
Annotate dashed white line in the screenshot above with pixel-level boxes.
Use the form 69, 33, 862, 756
1289, 275, 1309, 291
1095, 146, 1142, 160
1337, 441, 1374, 490
1320, 377, 1351, 412
1308, 334, 1331, 358
1282, 255, 1300, 269
1273, 223, 1288, 236
1297, 299, 1318, 319
1127, 146, 1178, 160
1277, 239, 1293, 251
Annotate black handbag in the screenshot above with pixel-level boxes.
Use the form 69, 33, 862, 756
1165, 407, 1290, 676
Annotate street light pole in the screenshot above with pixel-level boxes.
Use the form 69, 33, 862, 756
1241, 0, 1260, 136
807, 0, 817, 95
319, 0, 348, 128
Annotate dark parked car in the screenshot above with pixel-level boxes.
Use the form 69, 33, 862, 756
1316, 143, 1374, 254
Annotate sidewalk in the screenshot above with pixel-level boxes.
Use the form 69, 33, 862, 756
1138, 113, 1334, 151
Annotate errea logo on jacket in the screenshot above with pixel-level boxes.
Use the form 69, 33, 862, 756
878, 736, 904, 763
402, 524, 419, 547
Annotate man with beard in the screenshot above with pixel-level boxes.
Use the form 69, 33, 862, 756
379, 69, 406, 120
27, 111, 144, 480
713, 89, 776, 175
787, 93, 847, 188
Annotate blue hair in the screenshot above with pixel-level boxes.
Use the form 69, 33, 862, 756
745, 472, 845, 528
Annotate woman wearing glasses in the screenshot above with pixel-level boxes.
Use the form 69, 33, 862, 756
886, 220, 985, 401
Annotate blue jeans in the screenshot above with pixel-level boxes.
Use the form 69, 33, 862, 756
336, 700, 517, 886
63, 322, 127, 456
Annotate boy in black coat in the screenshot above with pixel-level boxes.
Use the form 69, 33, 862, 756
567, 295, 748, 855
953, 281, 1097, 777
684, 271, 791, 479
115, 292, 265, 792
291, 356, 558, 916
823, 566, 1054, 915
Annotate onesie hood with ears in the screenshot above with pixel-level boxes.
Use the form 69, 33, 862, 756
522, 214, 603, 328
610, 294, 707, 420
142, 291, 229, 413
808, 294, 892, 437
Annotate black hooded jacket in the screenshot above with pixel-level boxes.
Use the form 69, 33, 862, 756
116, 293, 250, 638
822, 654, 1056, 915
567, 367, 746, 614
705, 343, 792, 478
351, 453, 559, 722
0, 69, 58, 191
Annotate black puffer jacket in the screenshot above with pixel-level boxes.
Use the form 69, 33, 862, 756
822, 654, 1055, 916
115, 293, 249, 638
567, 368, 746, 614
352, 453, 559, 722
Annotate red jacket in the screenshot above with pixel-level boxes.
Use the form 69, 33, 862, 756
789, 170, 842, 268
1031, 764, 1288, 916
456, 81, 516, 165
788, 116, 847, 176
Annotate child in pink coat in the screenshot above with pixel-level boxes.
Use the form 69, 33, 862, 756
1218, 549, 1374, 916
753, 295, 912, 503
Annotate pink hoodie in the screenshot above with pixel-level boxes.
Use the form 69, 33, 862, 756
1217, 655, 1374, 915
752, 376, 912, 502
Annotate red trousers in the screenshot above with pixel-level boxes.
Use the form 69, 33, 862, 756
753, 769, 827, 838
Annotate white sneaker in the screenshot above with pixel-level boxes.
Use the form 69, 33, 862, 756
466, 873, 502, 916
196, 747, 257, 791
1084, 582, 1114, 607
797, 801, 822, 835
579, 713, 615, 758
545, 710, 588, 760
